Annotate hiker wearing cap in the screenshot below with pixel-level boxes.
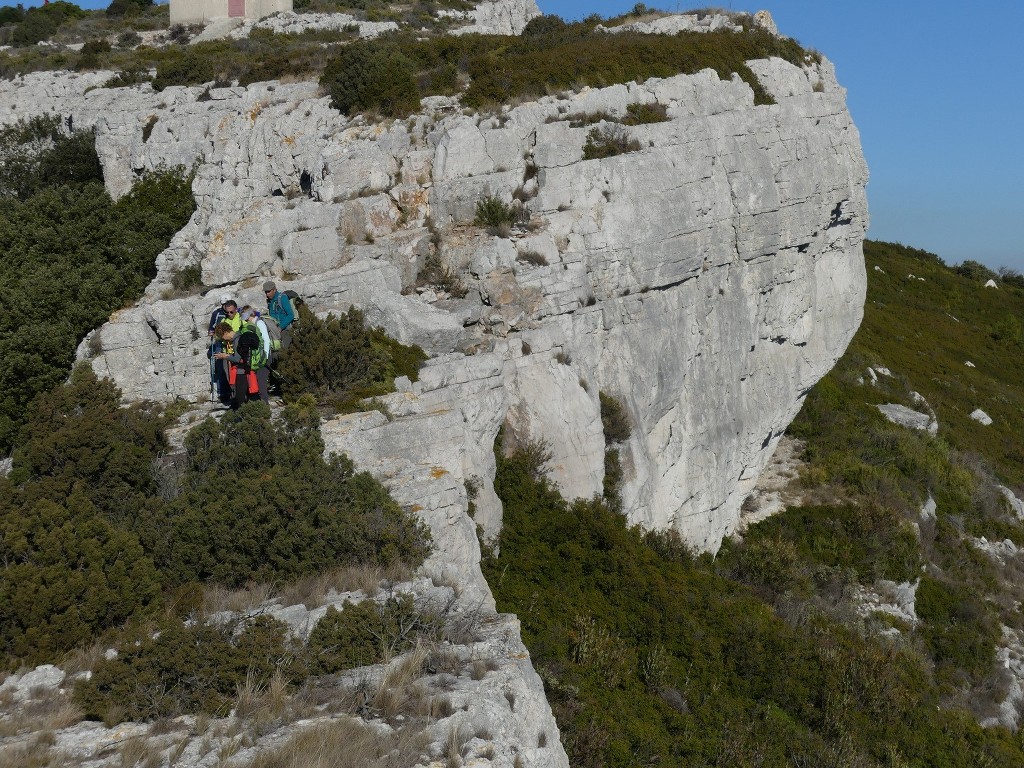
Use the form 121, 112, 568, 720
207, 295, 236, 406
263, 281, 295, 350
213, 320, 269, 409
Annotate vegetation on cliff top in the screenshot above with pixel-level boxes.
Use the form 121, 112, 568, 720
0, 5, 817, 113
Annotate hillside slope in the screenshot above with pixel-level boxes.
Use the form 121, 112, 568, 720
483, 240, 1024, 764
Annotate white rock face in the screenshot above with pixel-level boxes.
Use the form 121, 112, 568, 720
876, 403, 937, 435
0, 25, 867, 760
971, 408, 993, 425
230, 11, 400, 39
598, 13, 741, 36
450, 0, 540, 36
0, 664, 65, 700
1000, 486, 1024, 519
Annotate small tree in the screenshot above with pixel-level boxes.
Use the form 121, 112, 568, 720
321, 44, 420, 118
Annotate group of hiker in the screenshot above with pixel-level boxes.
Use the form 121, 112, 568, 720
207, 281, 297, 410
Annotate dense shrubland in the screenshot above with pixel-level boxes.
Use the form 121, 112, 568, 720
0, 115, 195, 452
317, 21, 812, 116
483, 445, 1024, 767
0, 369, 430, 667
484, 241, 1024, 764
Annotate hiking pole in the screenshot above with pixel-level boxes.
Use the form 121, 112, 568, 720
208, 338, 216, 399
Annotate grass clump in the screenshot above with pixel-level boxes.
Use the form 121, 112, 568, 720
582, 124, 641, 160
416, 254, 469, 298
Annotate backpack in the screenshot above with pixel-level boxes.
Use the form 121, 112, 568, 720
283, 289, 304, 307
261, 315, 282, 351
241, 324, 268, 370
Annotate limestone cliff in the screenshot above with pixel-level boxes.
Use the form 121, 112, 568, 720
1, 51, 865, 549
0, 17, 866, 764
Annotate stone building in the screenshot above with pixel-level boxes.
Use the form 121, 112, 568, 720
170, 0, 292, 26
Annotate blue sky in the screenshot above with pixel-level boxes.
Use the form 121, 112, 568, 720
15, 0, 1024, 269
539, 0, 1024, 271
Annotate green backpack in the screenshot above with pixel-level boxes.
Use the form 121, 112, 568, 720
241, 324, 268, 370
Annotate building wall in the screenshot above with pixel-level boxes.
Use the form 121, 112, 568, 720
170, 0, 292, 26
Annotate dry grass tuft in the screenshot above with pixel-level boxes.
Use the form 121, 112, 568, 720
248, 717, 428, 768
0, 689, 83, 737
202, 582, 276, 617
119, 734, 161, 768
61, 641, 108, 676
443, 723, 471, 767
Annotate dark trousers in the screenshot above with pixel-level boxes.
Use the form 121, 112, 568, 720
211, 342, 232, 403
230, 365, 270, 409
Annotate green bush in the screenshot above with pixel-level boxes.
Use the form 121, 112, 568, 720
149, 400, 430, 587
306, 594, 420, 673
730, 504, 921, 586
278, 307, 427, 411
954, 259, 998, 283
152, 49, 215, 91
473, 195, 523, 229
0, 120, 194, 452
0, 491, 161, 664
320, 43, 420, 117
916, 575, 999, 682
599, 392, 631, 444
622, 101, 668, 125
75, 615, 295, 722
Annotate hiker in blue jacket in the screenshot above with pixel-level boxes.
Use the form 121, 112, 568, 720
206, 294, 235, 406
263, 281, 295, 350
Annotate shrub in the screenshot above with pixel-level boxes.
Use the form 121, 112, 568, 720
599, 391, 631, 443
416, 254, 469, 298
517, 249, 548, 267
953, 259, 997, 283
152, 50, 215, 91
474, 195, 526, 235
916, 575, 999, 682
306, 594, 420, 673
483, 443, 1024, 768
0, 491, 161, 663
320, 43, 420, 118
102, 67, 150, 88
169, 262, 203, 293
731, 504, 921, 586
116, 30, 142, 48
75, 615, 295, 722
277, 307, 427, 411
149, 401, 430, 587
583, 125, 641, 160
521, 14, 568, 38
622, 101, 668, 125
0, 120, 194, 452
